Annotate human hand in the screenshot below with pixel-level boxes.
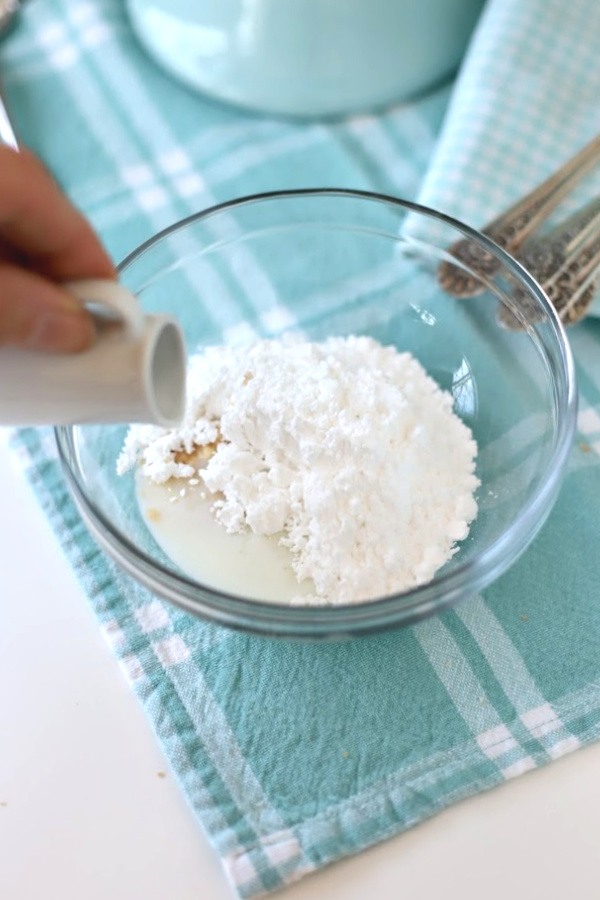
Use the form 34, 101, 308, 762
0, 145, 115, 352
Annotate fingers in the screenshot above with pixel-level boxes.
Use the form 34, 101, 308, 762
0, 146, 115, 281
0, 262, 96, 352
0, 146, 112, 353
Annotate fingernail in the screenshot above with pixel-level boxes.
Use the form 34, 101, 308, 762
52, 289, 87, 316
27, 311, 96, 353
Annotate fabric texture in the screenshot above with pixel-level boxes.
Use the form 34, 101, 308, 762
4, 0, 600, 896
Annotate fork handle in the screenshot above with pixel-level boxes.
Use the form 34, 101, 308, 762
0, 91, 17, 149
0, 0, 21, 150
488, 133, 600, 243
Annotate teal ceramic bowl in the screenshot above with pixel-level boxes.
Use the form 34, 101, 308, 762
126, 0, 485, 117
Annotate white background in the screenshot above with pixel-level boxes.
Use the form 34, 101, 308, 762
1, 430, 599, 900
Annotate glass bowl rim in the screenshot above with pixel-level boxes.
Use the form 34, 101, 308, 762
55, 188, 578, 638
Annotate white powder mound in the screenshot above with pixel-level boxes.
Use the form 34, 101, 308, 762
117, 336, 479, 605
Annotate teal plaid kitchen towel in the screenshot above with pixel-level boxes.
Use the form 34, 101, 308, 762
5, 0, 600, 896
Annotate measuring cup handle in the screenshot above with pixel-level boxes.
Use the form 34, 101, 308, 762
65, 279, 145, 338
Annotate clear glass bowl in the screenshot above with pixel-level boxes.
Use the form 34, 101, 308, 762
56, 190, 577, 639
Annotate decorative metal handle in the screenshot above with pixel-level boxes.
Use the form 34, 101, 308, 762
0, 0, 21, 149
438, 133, 600, 299
0, 90, 17, 149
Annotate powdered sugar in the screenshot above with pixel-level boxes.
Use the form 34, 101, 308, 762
118, 336, 479, 604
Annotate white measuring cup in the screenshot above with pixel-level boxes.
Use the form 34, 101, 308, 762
0, 279, 186, 426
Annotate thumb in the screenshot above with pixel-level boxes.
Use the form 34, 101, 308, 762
0, 263, 95, 353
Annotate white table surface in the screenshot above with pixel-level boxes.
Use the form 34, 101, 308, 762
1, 429, 599, 900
